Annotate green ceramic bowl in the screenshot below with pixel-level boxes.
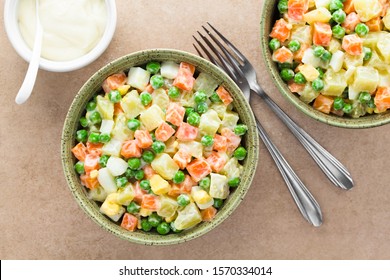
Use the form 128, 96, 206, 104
260, 1, 390, 128
61, 49, 259, 245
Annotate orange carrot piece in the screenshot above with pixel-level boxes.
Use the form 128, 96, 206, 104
342, 12, 360, 34
186, 158, 212, 182
86, 142, 103, 156
141, 194, 161, 211
288, 0, 309, 21
121, 140, 142, 158
343, 0, 355, 14
71, 142, 87, 162
166, 102, 185, 126
121, 213, 138, 231
80, 173, 99, 190
313, 22, 332, 47
216, 85, 234, 106
134, 130, 153, 149
272, 46, 294, 64
213, 134, 228, 152
84, 154, 100, 173
173, 149, 192, 170
175, 123, 198, 141
342, 34, 363, 56
155, 122, 176, 142
313, 95, 334, 114
270, 18, 292, 42
374, 87, 390, 112
201, 206, 217, 221
206, 151, 228, 173
102, 72, 127, 93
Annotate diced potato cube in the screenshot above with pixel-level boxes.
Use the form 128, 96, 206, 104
139, 104, 165, 131
323, 69, 347, 96
96, 95, 114, 120
209, 173, 229, 199
165, 212, 178, 223
150, 174, 171, 195
127, 67, 150, 91
348, 85, 360, 100
345, 66, 356, 84
180, 90, 196, 107
120, 90, 144, 119
376, 33, 390, 63
116, 184, 135, 206
100, 119, 114, 135
378, 71, 390, 87
354, 0, 382, 22
178, 141, 203, 159
383, 8, 390, 30
88, 186, 107, 202
152, 88, 170, 110
106, 156, 128, 176
297, 64, 319, 82
161, 61, 180, 79
157, 196, 178, 218
343, 53, 364, 70
303, 7, 331, 24
365, 51, 389, 71
139, 208, 153, 217
221, 158, 242, 180
111, 113, 134, 141
191, 186, 214, 210
314, 0, 331, 9
199, 109, 221, 136
117, 85, 130, 96
151, 153, 179, 180
328, 38, 341, 54
102, 138, 122, 157
329, 50, 345, 72
302, 48, 328, 68
164, 137, 179, 156
298, 83, 319, 103
219, 111, 239, 132
210, 103, 227, 119
100, 193, 125, 222
173, 203, 202, 230
363, 32, 387, 49
291, 25, 312, 45
352, 66, 379, 93
97, 168, 117, 194
194, 72, 219, 96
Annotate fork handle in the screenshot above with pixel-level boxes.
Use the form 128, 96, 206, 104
252, 85, 353, 190
256, 119, 323, 227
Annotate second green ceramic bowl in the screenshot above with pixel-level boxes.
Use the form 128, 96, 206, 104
61, 49, 259, 245
260, 1, 390, 128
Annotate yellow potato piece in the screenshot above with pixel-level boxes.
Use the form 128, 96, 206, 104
150, 174, 171, 195
297, 64, 320, 82
303, 7, 332, 24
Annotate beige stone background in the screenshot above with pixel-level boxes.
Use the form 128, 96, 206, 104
1, 0, 389, 260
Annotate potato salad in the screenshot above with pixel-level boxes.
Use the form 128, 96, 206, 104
71, 61, 248, 234
270, 0, 390, 118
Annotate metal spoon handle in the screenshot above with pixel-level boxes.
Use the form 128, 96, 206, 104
253, 86, 353, 190
256, 118, 323, 227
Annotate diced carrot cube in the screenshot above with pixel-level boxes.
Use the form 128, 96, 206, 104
155, 122, 176, 142
173, 149, 192, 170
102, 72, 127, 93
342, 12, 360, 34
343, 0, 355, 14
366, 17, 383, 32
206, 151, 228, 173
134, 130, 153, 149
173, 62, 196, 91
270, 18, 292, 42
201, 206, 217, 221
84, 154, 100, 173
180, 62, 196, 75
175, 123, 198, 141
143, 164, 156, 179
144, 84, 154, 94
342, 34, 363, 56
213, 134, 228, 152
288, 82, 305, 93
166, 103, 185, 126
313, 22, 332, 47
121, 213, 138, 232
216, 85, 233, 106
169, 175, 196, 197
293, 43, 309, 62
374, 87, 390, 112
86, 142, 103, 156
121, 140, 142, 158
114, 102, 124, 115
272, 46, 294, 64
221, 128, 241, 154
133, 181, 148, 204
141, 194, 161, 211
80, 173, 99, 190
288, 0, 309, 21
71, 142, 87, 162
313, 95, 334, 114
187, 158, 212, 182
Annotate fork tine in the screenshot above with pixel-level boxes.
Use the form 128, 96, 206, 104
207, 22, 246, 63
192, 36, 223, 69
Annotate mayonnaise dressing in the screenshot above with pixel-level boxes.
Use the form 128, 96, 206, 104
18, 0, 107, 61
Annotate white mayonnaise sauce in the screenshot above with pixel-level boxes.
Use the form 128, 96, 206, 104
18, 0, 107, 61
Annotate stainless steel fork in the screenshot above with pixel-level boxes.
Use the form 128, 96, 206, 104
197, 23, 354, 191
193, 31, 323, 227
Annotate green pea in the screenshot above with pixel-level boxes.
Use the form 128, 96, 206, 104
141, 219, 153, 232
99, 133, 111, 143
185, 107, 196, 117
288, 40, 301, 52
152, 141, 166, 154
343, 103, 353, 114
86, 101, 97, 111
196, 102, 208, 114
333, 97, 345, 111
234, 124, 248, 136
313, 46, 325, 57
228, 177, 240, 188
89, 111, 102, 125
128, 158, 141, 170
150, 75, 164, 89
146, 61, 161, 74
363, 47, 372, 61
125, 168, 136, 179
201, 135, 214, 147
294, 72, 307, 84
142, 150, 155, 163
88, 132, 100, 143
157, 222, 171, 235
280, 68, 295, 82
177, 194, 191, 207
74, 161, 85, 174
358, 92, 371, 104
168, 86, 180, 99
210, 92, 222, 103
312, 78, 325, 92
140, 180, 151, 191
320, 50, 332, 62
108, 90, 121, 103
127, 201, 140, 214
316, 68, 325, 79
213, 198, 223, 209
367, 99, 376, 108
269, 38, 281, 51
234, 147, 247, 161
148, 213, 163, 227
127, 119, 141, 131
134, 170, 145, 181
355, 23, 369, 37
277, 0, 288, 13
99, 155, 110, 168
199, 177, 211, 192
329, 0, 343, 12
76, 129, 88, 142
150, 132, 156, 141
140, 92, 152, 106
187, 112, 201, 126
173, 171, 185, 184
332, 25, 346, 39
170, 222, 182, 233
79, 117, 88, 128
116, 176, 128, 188
332, 9, 346, 24
194, 91, 208, 104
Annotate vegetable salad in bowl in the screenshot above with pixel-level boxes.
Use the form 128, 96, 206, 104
70, 60, 251, 235
269, 0, 390, 118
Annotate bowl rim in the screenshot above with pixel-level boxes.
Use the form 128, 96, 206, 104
4, 0, 117, 72
259, 0, 390, 129
61, 48, 260, 245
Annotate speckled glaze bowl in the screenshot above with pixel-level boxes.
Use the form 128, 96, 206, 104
61, 49, 259, 245
260, 1, 390, 128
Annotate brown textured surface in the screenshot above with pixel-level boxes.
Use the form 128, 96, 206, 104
0, 0, 389, 259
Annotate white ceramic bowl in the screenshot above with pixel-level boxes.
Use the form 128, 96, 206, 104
4, 0, 117, 72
